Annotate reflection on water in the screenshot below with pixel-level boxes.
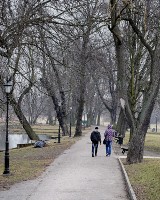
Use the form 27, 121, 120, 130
0, 133, 51, 150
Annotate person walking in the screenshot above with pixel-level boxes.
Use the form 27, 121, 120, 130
104, 124, 115, 157
90, 127, 101, 157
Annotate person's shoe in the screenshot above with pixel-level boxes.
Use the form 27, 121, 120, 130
92, 154, 94, 157
106, 154, 108, 156
95, 154, 97, 156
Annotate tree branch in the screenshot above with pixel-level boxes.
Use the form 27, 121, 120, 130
123, 18, 153, 56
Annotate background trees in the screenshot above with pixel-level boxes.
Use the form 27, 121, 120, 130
0, 0, 160, 164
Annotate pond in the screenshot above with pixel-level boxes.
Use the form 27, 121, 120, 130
0, 133, 51, 150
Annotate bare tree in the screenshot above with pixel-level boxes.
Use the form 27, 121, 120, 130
109, 0, 160, 163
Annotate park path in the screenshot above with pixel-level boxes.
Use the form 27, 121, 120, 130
0, 127, 129, 200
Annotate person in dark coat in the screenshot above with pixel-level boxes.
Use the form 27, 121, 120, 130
90, 127, 101, 157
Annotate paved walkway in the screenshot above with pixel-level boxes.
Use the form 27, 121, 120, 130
0, 127, 129, 200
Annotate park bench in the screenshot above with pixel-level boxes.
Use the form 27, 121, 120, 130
51, 134, 61, 143
51, 136, 59, 139
115, 136, 123, 145
52, 129, 59, 134
121, 146, 128, 154
17, 143, 34, 149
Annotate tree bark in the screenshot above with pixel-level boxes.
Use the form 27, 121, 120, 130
127, 127, 146, 164
96, 112, 101, 126
46, 107, 54, 125
50, 94, 69, 136
75, 91, 85, 136
10, 95, 39, 140
110, 108, 117, 125
74, 41, 88, 136
40, 31, 69, 136
116, 108, 127, 138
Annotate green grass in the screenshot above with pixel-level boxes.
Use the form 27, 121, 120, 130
144, 134, 160, 152
122, 131, 160, 200
123, 159, 160, 200
123, 132, 160, 152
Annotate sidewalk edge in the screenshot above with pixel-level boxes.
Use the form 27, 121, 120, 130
118, 157, 137, 200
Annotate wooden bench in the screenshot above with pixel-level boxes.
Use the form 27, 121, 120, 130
51, 135, 61, 143
52, 129, 59, 134
51, 136, 59, 139
121, 146, 128, 154
17, 143, 34, 149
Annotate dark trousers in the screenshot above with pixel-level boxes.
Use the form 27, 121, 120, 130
92, 142, 98, 156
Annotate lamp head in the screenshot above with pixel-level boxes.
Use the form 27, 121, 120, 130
4, 78, 13, 94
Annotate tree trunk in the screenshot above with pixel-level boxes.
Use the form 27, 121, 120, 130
96, 112, 101, 126
75, 95, 85, 136
40, 37, 69, 135
127, 128, 146, 164
58, 110, 68, 136
116, 109, 127, 137
74, 41, 88, 136
46, 116, 56, 125
86, 112, 91, 127
52, 96, 69, 136
46, 111, 54, 125
110, 108, 117, 125
10, 95, 39, 140
86, 113, 89, 127
32, 118, 38, 125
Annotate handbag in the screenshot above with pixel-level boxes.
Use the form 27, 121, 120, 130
103, 138, 106, 145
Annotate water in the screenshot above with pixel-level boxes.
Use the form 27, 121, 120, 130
0, 133, 51, 150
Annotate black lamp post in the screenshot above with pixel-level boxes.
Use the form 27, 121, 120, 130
84, 111, 86, 130
3, 79, 13, 175
69, 107, 72, 137
58, 122, 61, 143
58, 101, 62, 143
156, 116, 157, 132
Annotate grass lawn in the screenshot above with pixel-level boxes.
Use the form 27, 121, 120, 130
123, 159, 160, 200
123, 131, 160, 152
122, 131, 160, 200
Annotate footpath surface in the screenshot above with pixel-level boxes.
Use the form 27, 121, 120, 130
0, 127, 129, 200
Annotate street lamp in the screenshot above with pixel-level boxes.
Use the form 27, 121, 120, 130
83, 111, 86, 130
69, 107, 72, 137
58, 101, 62, 143
156, 116, 157, 132
3, 78, 13, 175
